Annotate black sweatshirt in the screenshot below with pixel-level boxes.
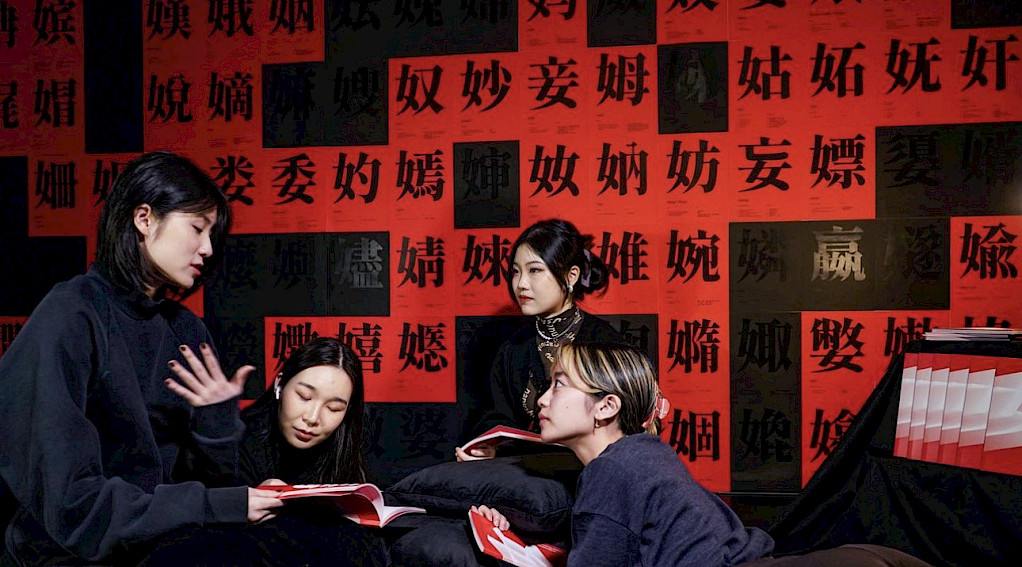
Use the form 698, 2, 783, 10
0, 266, 247, 565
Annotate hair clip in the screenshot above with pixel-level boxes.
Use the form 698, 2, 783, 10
642, 391, 671, 429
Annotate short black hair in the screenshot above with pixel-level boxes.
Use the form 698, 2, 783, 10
95, 151, 231, 298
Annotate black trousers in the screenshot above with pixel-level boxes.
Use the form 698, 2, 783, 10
742, 544, 936, 567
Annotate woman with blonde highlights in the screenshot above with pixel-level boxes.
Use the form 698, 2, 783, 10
474, 342, 775, 567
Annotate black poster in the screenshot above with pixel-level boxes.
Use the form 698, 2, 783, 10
588, 0, 655, 47
658, 42, 729, 134
453, 140, 520, 229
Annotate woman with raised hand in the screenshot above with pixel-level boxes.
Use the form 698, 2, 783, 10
457, 218, 625, 461
474, 342, 775, 567
0, 151, 282, 566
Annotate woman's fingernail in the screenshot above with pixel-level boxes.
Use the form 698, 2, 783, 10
167, 361, 175, 368
200, 343, 209, 350
179, 345, 186, 352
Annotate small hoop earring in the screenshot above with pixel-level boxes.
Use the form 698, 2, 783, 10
567, 284, 574, 294
594, 417, 600, 429
273, 373, 282, 400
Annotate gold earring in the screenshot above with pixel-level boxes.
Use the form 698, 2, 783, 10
594, 417, 600, 429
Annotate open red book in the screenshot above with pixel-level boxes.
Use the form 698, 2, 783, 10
461, 425, 560, 454
268, 483, 425, 527
469, 509, 566, 567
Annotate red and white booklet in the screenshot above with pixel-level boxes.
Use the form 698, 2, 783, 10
268, 483, 425, 527
468, 509, 567, 567
461, 425, 559, 454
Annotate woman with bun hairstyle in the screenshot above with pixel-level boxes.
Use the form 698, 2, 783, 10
458, 218, 626, 460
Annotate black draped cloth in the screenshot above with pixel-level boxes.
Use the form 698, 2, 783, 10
769, 340, 1022, 567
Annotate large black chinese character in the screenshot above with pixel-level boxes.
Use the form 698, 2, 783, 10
33, 0, 75, 45
273, 153, 316, 204
737, 318, 792, 372
270, 0, 313, 34
460, 146, 511, 199
596, 52, 648, 106
811, 225, 866, 282
332, 0, 380, 31
147, 74, 192, 123
333, 151, 380, 204
395, 63, 444, 115
667, 409, 720, 462
461, 59, 511, 112
810, 42, 865, 98
272, 239, 314, 289
463, 234, 511, 286
394, 0, 442, 27
960, 222, 1018, 280
809, 134, 866, 189
883, 316, 931, 357
271, 321, 317, 370
0, 320, 23, 356
882, 132, 940, 187
208, 0, 254, 37
208, 71, 253, 122
91, 159, 123, 206
268, 67, 316, 121
736, 228, 787, 283
666, 139, 719, 194
809, 317, 865, 373
1, 1, 18, 47
737, 45, 791, 100
739, 137, 791, 191
738, 408, 793, 462
666, 318, 720, 373
210, 155, 256, 205
35, 159, 76, 209
886, 37, 942, 94
528, 144, 579, 197
667, 229, 720, 283
597, 142, 647, 196
334, 236, 385, 289
961, 34, 1018, 91
396, 149, 445, 201
598, 231, 649, 285
33, 78, 75, 126
397, 236, 445, 288
400, 408, 447, 459
398, 322, 449, 372
334, 66, 381, 117
526, 0, 575, 21
147, 0, 192, 40
337, 322, 383, 373
460, 0, 510, 24
528, 56, 578, 110
667, 0, 718, 13
809, 408, 855, 462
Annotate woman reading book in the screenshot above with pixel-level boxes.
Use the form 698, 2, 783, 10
458, 219, 624, 461
473, 342, 775, 567
0, 152, 284, 566
237, 336, 368, 486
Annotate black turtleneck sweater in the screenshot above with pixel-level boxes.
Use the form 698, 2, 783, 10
0, 266, 248, 566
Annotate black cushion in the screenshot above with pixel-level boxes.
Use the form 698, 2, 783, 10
386, 455, 580, 534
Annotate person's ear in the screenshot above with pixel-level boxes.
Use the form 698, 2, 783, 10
566, 265, 580, 289
596, 394, 622, 423
133, 204, 156, 238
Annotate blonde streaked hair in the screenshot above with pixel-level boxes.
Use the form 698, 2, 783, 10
556, 342, 662, 435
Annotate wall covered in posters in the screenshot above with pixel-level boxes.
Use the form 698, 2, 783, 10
1, 0, 1020, 495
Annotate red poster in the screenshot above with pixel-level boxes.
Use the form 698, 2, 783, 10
391, 222, 455, 315
519, 0, 587, 53
389, 55, 456, 144
27, 151, 88, 236
258, 1, 323, 64
951, 216, 1022, 328
374, 144, 454, 227
657, 0, 728, 45
454, 227, 521, 317
323, 145, 394, 231
450, 53, 523, 142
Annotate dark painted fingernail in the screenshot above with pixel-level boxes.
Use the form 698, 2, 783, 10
200, 343, 209, 350
179, 345, 186, 352
167, 361, 176, 368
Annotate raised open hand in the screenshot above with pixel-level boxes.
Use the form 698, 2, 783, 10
165, 343, 255, 407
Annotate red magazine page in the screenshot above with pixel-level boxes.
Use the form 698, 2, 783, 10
894, 351, 918, 458
937, 355, 971, 466
979, 358, 1022, 477
922, 353, 951, 463
270, 484, 425, 527
957, 356, 998, 470
468, 509, 566, 567
461, 425, 549, 454
907, 353, 933, 461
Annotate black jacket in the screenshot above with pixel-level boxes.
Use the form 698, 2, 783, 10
0, 266, 247, 565
470, 311, 625, 438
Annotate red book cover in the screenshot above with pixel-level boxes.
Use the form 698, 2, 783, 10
937, 355, 971, 466
979, 358, 1022, 477
269, 483, 425, 527
461, 425, 557, 454
957, 356, 998, 470
922, 353, 951, 462
469, 509, 566, 567
907, 352, 932, 461
894, 351, 918, 458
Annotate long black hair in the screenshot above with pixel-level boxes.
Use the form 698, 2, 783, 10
95, 151, 231, 299
244, 337, 367, 484
506, 218, 611, 304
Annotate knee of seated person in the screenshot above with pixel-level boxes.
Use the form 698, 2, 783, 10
737, 544, 935, 567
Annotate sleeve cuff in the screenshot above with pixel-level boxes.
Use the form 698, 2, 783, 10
204, 486, 249, 524
192, 397, 243, 441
